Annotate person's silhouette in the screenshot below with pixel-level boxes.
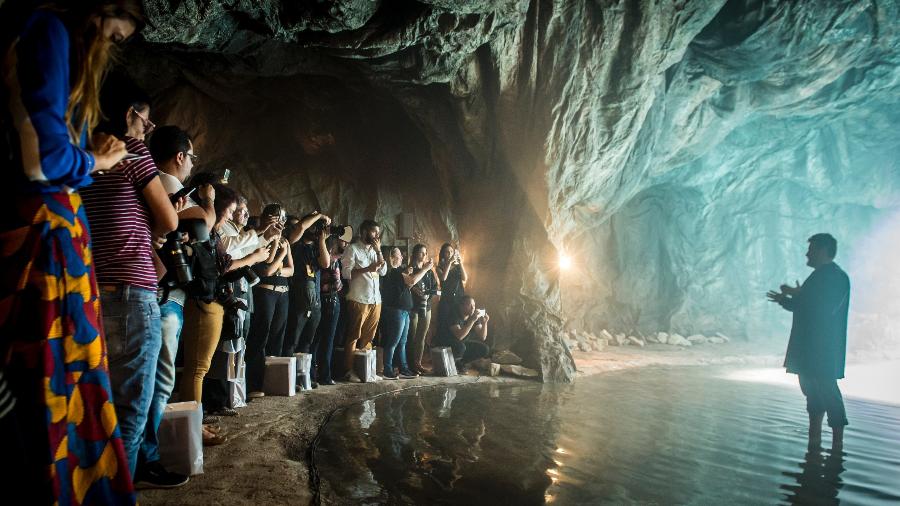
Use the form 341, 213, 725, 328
768, 233, 850, 452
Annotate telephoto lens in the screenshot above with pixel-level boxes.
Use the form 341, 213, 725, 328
163, 232, 193, 285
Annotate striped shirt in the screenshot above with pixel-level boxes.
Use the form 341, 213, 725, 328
81, 137, 159, 290
0, 369, 15, 420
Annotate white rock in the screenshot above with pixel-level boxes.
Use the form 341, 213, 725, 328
500, 364, 540, 378
715, 332, 731, 342
626, 336, 645, 347
707, 336, 726, 344
614, 333, 626, 346
668, 334, 692, 346
600, 329, 614, 341
687, 334, 706, 342
656, 332, 669, 344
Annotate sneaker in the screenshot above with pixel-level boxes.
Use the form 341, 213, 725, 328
134, 461, 189, 489
201, 414, 221, 425
210, 407, 239, 417
248, 391, 265, 399
382, 373, 399, 380
399, 370, 418, 379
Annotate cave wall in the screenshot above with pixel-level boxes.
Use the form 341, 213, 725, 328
118, 0, 900, 380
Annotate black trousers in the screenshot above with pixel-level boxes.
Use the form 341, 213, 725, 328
245, 287, 289, 392
799, 375, 848, 427
446, 339, 490, 364
315, 297, 341, 382
283, 286, 321, 357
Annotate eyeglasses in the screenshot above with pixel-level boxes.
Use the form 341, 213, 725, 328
185, 152, 199, 163
130, 107, 155, 134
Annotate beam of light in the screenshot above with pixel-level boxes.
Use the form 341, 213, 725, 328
845, 208, 900, 360
559, 253, 572, 270
722, 361, 900, 406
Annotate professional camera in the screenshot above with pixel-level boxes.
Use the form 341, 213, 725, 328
221, 265, 260, 287
216, 283, 248, 313
159, 232, 192, 287
157, 219, 212, 305
310, 219, 353, 243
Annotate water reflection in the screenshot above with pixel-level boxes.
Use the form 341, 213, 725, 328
780, 451, 845, 505
315, 367, 900, 505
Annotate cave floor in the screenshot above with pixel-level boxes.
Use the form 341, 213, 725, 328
138, 343, 795, 505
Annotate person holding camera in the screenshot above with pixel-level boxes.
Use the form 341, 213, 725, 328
314, 236, 347, 386
80, 83, 186, 487
340, 220, 388, 381
436, 242, 468, 333
435, 295, 491, 368
202, 191, 275, 415
283, 212, 332, 385
245, 204, 295, 398
147, 126, 224, 445
381, 248, 434, 379
178, 183, 267, 418
407, 244, 439, 375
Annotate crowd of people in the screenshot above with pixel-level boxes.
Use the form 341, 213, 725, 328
0, 1, 493, 502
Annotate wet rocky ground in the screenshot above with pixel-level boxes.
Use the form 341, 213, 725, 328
138, 342, 790, 505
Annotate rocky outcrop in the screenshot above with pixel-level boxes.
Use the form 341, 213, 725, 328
123, 0, 900, 381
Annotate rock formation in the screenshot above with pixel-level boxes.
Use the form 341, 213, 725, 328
115, 0, 899, 381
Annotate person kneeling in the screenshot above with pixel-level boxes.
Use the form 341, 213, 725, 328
435, 295, 490, 369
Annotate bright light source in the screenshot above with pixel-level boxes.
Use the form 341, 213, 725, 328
559, 254, 572, 270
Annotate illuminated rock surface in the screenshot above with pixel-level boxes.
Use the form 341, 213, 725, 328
126, 0, 900, 381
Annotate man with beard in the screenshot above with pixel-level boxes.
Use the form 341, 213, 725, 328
340, 220, 387, 381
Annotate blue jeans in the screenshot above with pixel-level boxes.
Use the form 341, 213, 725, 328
100, 285, 162, 478
381, 307, 410, 375
139, 298, 184, 466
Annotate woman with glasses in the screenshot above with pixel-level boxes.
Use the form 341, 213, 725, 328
0, 1, 146, 502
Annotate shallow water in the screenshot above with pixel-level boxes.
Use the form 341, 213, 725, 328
314, 366, 900, 505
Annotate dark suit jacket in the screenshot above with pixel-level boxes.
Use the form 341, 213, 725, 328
781, 262, 850, 379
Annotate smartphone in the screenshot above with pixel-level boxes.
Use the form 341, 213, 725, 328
221, 169, 231, 184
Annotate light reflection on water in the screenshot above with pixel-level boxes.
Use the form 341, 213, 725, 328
314, 367, 900, 505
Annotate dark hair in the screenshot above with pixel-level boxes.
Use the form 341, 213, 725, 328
213, 184, 237, 220
439, 242, 454, 261
459, 295, 475, 305
412, 243, 427, 259
808, 233, 838, 258
261, 203, 284, 218
359, 219, 380, 239
97, 72, 150, 138
325, 236, 340, 252
148, 125, 192, 165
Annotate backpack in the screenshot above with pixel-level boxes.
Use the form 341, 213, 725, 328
185, 238, 220, 303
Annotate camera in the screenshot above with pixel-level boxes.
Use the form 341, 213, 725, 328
216, 283, 248, 313
221, 265, 260, 287
159, 232, 192, 287
311, 219, 353, 242
157, 219, 211, 300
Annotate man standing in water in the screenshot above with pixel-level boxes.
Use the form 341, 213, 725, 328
767, 233, 850, 452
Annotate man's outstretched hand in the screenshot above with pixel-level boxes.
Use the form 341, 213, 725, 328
780, 280, 801, 296
767, 290, 787, 304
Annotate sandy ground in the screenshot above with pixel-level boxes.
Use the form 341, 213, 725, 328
139, 342, 784, 505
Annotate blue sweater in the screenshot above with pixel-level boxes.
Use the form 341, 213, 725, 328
3, 11, 95, 193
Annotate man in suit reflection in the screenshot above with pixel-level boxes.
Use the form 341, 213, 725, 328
768, 233, 850, 452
